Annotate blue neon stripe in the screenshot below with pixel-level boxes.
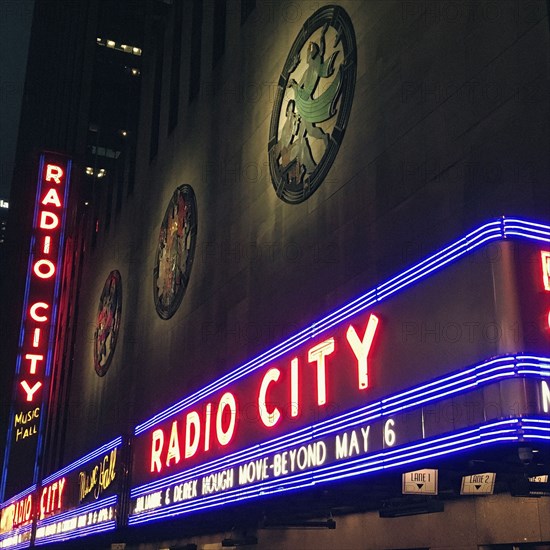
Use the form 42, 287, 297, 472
34, 496, 118, 546
130, 354, 549, 499
135, 216, 550, 436
36, 496, 117, 529
34, 520, 117, 546
0, 485, 36, 508
41, 437, 122, 485
128, 418, 529, 525
0, 522, 32, 550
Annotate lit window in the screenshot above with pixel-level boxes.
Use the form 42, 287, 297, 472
96, 37, 142, 56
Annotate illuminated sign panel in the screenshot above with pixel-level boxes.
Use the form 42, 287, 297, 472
129, 218, 550, 524
1, 154, 72, 501
0, 487, 35, 549
34, 437, 122, 546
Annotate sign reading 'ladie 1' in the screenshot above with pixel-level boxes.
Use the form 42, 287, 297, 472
1, 153, 72, 501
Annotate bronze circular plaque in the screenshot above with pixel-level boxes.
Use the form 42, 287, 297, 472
268, 5, 357, 203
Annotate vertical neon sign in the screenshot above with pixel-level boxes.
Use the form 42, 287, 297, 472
1, 153, 72, 501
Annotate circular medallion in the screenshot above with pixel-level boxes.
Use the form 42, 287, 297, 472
153, 185, 198, 320
268, 5, 357, 204
94, 270, 122, 376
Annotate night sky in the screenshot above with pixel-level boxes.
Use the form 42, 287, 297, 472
0, 0, 34, 200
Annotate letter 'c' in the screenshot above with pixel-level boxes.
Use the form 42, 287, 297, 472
258, 368, 281, 428
30, 302, 49, 322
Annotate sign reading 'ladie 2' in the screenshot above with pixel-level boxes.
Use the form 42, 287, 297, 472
1, 153, 72, 501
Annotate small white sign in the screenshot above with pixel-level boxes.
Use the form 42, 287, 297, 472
402, 469, 438, 495
460, 473, 495, 495
529, 475, 549, 483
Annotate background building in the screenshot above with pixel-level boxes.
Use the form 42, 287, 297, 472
1, 1, 550, 549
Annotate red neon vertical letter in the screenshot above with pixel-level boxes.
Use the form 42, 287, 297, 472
45, 164, 64, 184
346, 314, 379, 390
308, 338, 335, 406
542, 251, 550, 291
258, 368, 281, 427
20, 381, 42, 402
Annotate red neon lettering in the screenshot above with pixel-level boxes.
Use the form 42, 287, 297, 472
346, 314, 379, 390
25, 354, 44, 374
151, 429, 164, 473
166, 420, 181, 466
41, 188, 62, 208
20, 380, 42, 402
290, 357, 299, 417
33, 259, 55, 279
43, 236, 51, 254
204, 403, 212, 452
185, 411, 200, 459
45, 164, 63, 184
258, 368, 281, 428
57, 478, 66, 509
39, 211, 59, 230
40, 487, 47, 519
39, 478, 66, 519
308, 338, 335, 406
13, 495, 32, 527
33, 328, 41, 347
216, 392, 236, 446
30, 302, 49, 322
542, 251, 550, 291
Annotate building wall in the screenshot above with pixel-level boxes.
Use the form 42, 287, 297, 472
56, 0, 550, 546
128, 493, 550, 550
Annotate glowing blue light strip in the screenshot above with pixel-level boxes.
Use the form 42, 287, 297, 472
0, 522, 32, 542
0, 486, 36, 508
36, 496, 117, 528
503, 218, 550, 241
41, 436, 122, 485
0, 537, 31, 550
34, 496, 118, 546
521, 418, 550, 442
131, 354, 549, 499
135, 216, 550, 436
139, 422, 520, 522
34, 520, 117, 546
129, 418, 531, 525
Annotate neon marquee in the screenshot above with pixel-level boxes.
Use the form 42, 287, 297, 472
129, 217, 550, 524
1, 216, 549, 542
1, 153, 72, 502
34, 437, 122, 546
